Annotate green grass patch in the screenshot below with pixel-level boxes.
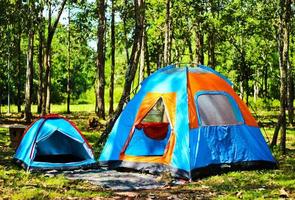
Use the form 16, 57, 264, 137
0, 105, 294, 199
0, 126, 111, 199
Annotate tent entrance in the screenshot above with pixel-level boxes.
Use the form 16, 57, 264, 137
125, 98, 171, 156
34, 154, 84, 163
33, 130, 90, 163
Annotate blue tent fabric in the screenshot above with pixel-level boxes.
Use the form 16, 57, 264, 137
189, 125, 275, 170
99, 65, 277, 180
14, 116, 96, 171
125, 125, 172, 156
99, 66, 191, 172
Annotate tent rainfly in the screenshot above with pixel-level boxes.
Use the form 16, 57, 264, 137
14, 114, 96, 171
99, 65, 277, 180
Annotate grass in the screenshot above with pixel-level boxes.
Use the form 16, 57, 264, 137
0, 104, 96, 114
0, 104, 294, 199
0, 127, 112, 199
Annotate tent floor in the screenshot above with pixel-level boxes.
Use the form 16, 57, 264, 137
34, 154, 85, 163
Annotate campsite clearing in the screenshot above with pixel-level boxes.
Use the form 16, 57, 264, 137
0, 108, 294, 199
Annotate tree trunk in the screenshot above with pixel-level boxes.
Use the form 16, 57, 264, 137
254, 70, 260, 103
254, 83, 259, 103
42, 1, 52, 116
139, 23, 145, 83
7, 54, 10, 114
287, 41, 294, 124
271, 115, 282, 147
46, 67, 51, 114
42, 0, 67, 115
245, 68, 250, 105
273, 0, 291, 154
37, 9, 44, 114
24, 28, 34, 122
15, 30, 22, 113
145, 28, 151, 76
109, 0, 115, 115
15, 0, 22, 113
98, 0, 144, 145
95, 0, 106, 119
208, 30, 216, 68
208, 0, 216, 69
123, 0, 130, 64
67, 3, 71, 114
279, 0, 291, 154
163, 0, 171, 66
239, 81, 244, 100
187, 36, 193, 63
195, 27, 204, 65
287, 64, 294, 125
241, 51, 249, 105
157, 52, 162, 69
264, 63, 268, 98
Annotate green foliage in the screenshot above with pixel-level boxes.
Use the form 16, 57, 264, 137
0, 0, 28, 106
0, 0, 291, 110
51, 22, 96, 103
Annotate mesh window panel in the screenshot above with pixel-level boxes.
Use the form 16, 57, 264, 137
142, 98, 168, 122
197, 94, 239, 126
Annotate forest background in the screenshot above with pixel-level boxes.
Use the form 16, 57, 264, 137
0, 0, 294, 159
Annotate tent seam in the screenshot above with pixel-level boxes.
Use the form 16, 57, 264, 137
185, 66, 192, 180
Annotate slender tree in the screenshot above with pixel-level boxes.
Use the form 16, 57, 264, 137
95, 0, 106, 119
37, 1, 44, 114
15, 0, 22, 113
24, 32, 34, 122
98, 0, 145, 145
207, 0, 216, 68
66, 1, 71, 114
139, 19, 145, 83
163, 0, 171, 66
271, 0, 291, 154
195, 27, 204, 64
42, 0, 67, 115
109, 0, 115, 115
7, 30, 11, 115
122, 0, 130, 64
24, 1, 35, 122
46, 66, 51, 113
145, 28, 151, 76
192, 1, 204, 65
288, 36, 294, 124
287, 60, 294, 124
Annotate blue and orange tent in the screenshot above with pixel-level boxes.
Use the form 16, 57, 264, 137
14, 114, 96, 171
99, 65, 277, 180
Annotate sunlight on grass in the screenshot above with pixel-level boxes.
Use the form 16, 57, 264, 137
0, 105, 294, 199
0, 127, 112, 199
0, 104, 96, 114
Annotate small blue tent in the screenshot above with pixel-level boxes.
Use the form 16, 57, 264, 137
14, 114, 96, 171
99, 65, 277, 180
